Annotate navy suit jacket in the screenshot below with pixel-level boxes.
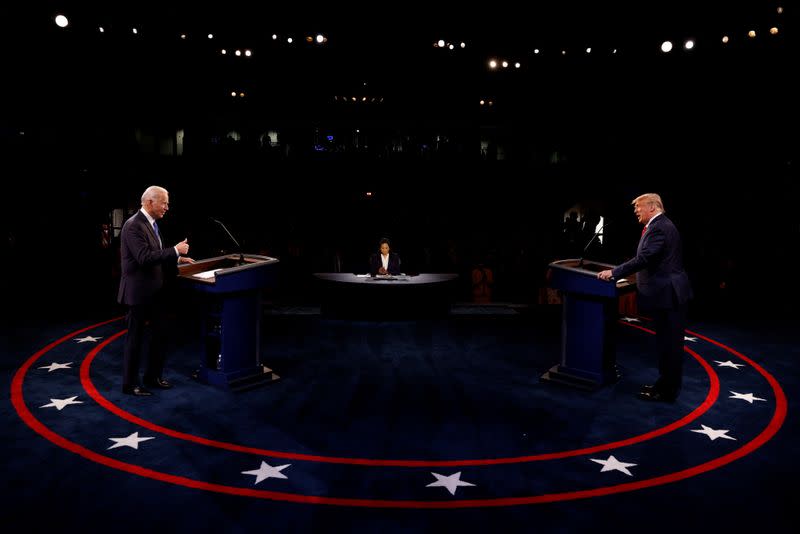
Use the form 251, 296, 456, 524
369, 253, 401, 275
611, 214, 692, 310
117, 211, 178, 306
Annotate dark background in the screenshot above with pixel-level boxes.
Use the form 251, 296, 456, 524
1, 1, 797, 320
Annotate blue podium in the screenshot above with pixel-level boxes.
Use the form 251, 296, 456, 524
541, 259, 636, 390
178, 254, 280, 391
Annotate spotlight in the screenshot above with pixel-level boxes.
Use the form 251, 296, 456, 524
54, 15, 69, 28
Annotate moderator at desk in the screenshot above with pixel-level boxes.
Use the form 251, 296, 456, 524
313, 273, 459, 318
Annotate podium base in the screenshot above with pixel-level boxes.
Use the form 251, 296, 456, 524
540, 364, 621, 391
192, 364, 281, 392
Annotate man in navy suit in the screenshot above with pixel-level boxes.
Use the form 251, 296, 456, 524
118, 186, 194, 396
369, 237, 401, 276
598, 193, 692, 402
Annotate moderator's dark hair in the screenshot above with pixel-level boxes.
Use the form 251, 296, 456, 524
378, 237, 391, 247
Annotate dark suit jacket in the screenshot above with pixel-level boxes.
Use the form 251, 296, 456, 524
117, 211, 178, 306
369, 252, 401, 275
611, 214, 692, 310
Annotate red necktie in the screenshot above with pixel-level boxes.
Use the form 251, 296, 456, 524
641, 226, 647, 237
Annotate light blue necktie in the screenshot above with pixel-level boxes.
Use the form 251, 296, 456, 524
153, 222, 162, 246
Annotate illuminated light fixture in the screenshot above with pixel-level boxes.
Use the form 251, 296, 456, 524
180, 33, 186, 39
488, 100, 494, 106
448, 44, 454, 50
585, 47, 591, 54
239, 92, 245, 97
460, 42, 466, 48
661, 40, 673, 53
272, 34, 277, 40
207, 33, 214, 39
221, 49, 227, 55
306, 36, 313, 43
534, 48, 540, 54
235, 49, 242, 56
54, 14, 69, 28
231, 91, 237, 97
748, 30, 756, 38
777, 7, 783, 14
366, 192, 372, 197
245, 49, 252, 57
480, 100, 485, 105
612, 49, 617, 54
351, 97, 356, 102
437, 39, 445, 47
514, 62, 521, 68
488, 59, 497, 69
316, 34, 324, 43
770, 27, 779, 35
561, 50, 566, 55
684, 39, 694, 50
501, 60, 508, 68
287, 37, 293, 43
722, 35, 729, 43
132, 28, 138, 35
98, 27, 105, 33
362, 97, 367, 102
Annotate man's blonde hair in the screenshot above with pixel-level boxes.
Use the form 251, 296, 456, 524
632, 193, 665, 213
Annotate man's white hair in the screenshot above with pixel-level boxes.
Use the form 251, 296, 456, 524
141, 185, 168, 205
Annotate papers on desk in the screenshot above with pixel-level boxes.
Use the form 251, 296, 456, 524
192, 268, 224, 279
356, 274, 371, 278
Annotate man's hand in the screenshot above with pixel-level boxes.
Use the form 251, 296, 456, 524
178, 256, 195, 264
378, 266, 387, 275
598, 269, 613, 281
176, 238, 189, 255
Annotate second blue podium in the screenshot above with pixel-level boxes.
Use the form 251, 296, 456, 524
178, 254, 280, 391
542, 258, 636, 390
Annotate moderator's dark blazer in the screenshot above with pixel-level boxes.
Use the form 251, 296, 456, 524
369, 252, 401, 276
117, 211, 178, 306
611, 214, 692, 310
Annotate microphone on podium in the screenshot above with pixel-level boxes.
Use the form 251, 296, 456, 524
578, 221, 610, 268
210, 217, 245, 265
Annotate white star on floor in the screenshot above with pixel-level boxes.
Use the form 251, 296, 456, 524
107, 432, 155, 450
74, 336, 102, 343
620, 317, 641, 323
714, 360, 745, 369
38, 362, 73, 372
684, 336, 698, 342
729, 391, 767, 404
40, 396, 84, 411
426, 471, 476, 495
590, 455, 637, 476
691, 425, 737, 441
241, 461, 290, 484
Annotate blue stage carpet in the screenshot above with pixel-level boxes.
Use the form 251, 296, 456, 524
2, 308, 798, 532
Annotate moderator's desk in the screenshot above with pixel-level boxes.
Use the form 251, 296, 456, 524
313, 273, 458, 318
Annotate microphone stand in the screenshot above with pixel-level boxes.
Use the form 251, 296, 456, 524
211, 218, 245, 265
578, 222, 608, 268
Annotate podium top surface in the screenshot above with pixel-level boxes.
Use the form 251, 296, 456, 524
549, 259, 635, 293
178, 254, 279, 285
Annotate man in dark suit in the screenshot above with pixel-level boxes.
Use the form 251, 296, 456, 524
369, 237, 401, 275
118, 186, 194, 396
598, 193, 692, 402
